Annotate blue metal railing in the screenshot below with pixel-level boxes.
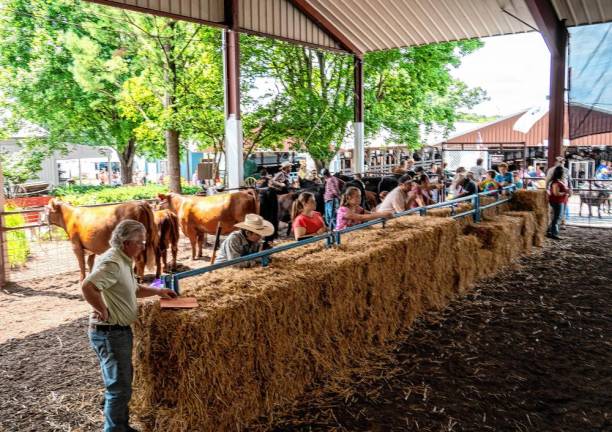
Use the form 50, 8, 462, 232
164, 185, 517, 293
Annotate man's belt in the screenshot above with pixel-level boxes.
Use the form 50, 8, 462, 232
89, 324, 131, 332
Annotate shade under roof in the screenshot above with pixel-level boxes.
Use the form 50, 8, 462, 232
88, 0, 612, 54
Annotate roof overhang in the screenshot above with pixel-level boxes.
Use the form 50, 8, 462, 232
85, 0, 612, 54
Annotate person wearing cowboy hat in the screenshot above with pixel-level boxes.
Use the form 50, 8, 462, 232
270, 161, 293, 192
215, 214, 275, 268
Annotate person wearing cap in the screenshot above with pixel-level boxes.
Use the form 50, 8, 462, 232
270, 161, 293, 192
215, 214, 274, 268
377, 174, 418, 213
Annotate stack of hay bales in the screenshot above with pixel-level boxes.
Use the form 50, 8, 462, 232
510, 190, 548, 245
132, 191, 547, 431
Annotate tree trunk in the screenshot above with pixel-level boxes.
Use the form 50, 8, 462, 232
315, 159, 328, 172
163, 31, 182, 194
118, 139, 136, 185
165, 128, 181, 192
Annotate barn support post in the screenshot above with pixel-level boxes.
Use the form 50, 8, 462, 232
546, 31, 567, 168
223, 0, 243, 190
353, 56, 365, 174
0, 159, 6, 287
525, 0, 568, 168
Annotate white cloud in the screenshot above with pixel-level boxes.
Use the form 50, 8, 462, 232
452, 32, 551, 116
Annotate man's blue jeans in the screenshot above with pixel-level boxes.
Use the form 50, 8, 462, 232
325, 198, 339, 229
89, 327, 134, 432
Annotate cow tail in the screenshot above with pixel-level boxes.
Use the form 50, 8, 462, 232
142, 203, 159, 271
168, 212, 180, 248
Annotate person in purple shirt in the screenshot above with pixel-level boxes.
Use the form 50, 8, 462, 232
322, 169, 344, 229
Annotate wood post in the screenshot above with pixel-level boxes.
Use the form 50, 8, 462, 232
223, 0, 243, 189
353, 56, 364, 174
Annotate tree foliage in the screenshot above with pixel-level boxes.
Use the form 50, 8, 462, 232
0, 0, 486, 181
247, 38, 486, 167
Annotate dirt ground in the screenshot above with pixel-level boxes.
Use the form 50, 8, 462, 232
0, 226, 610, 432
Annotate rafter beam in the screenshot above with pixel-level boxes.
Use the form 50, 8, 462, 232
287, 0, 362, 56
525, 0, 568, 167
525, 0, 567, 57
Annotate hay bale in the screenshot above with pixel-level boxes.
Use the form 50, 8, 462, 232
132, 199, 548, 431
504, 211, 537, 251
511, 190, 548, 245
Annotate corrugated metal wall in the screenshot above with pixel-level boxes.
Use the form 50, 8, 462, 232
94, 0, 225, 23
239, 0, 339, 49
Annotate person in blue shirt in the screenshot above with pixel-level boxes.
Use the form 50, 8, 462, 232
512, 171, 524, 189
494, 162, 513, 186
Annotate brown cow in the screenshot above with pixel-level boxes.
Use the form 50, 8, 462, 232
154, 209, 179, 272
45, 199, 160, 281
158, 190, 259, 259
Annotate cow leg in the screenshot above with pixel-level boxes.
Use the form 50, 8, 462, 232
72, 243, 87, 282
155, 247, 162, 278
171, 243, 178, 271
197, 233, 205, 258
134, 258, 145, 282
160, 247, 168, 272
286, 221, 292, 237
190, 235, 197, 260
598, 202, 602, 219
87, 254, 96, 273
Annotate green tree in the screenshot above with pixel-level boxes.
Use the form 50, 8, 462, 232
0, 141, 47, 185
0, 0, 145, 184
247, 37, 486, 167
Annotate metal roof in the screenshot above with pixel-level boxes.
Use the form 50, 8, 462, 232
87, 1, 612, 54
89, 0, 341, 51
552, 0, 612, 27
444, 107, 612, 147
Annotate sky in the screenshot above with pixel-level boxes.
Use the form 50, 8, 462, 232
451, 32, 551, 117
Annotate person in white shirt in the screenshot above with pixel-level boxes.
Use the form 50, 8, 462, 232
469, 158, 487, 181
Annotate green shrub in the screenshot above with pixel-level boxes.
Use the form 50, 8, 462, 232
3, 205, 30, 267
39, 225, 69, 241
51, 184, 201, 206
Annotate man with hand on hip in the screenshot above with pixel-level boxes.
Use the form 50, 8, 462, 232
82, 219, 176, 432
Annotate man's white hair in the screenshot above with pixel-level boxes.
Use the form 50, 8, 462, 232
110, 219, 146, 249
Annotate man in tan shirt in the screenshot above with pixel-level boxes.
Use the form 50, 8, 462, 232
377, 174, 416, 213
83, 220, 176, 432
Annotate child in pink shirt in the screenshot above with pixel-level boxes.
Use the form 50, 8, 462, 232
336, 187, 393, 230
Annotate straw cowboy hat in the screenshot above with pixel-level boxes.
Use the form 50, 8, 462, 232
235, 214, 274, 237
280, 161, 292, 169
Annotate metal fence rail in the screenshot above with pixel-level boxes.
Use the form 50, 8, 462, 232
0, 198, 164, 284
164, 186, 517, 293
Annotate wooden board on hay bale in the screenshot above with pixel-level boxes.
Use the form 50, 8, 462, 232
132, 191, 547, 432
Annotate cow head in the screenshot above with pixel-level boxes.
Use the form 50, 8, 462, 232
44, 199, 67, 229
158, 193, 182, 215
